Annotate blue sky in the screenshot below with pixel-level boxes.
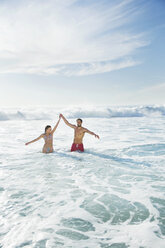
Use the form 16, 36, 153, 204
0, 0, 165, 107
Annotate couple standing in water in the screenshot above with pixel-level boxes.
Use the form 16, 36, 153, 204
25, 114, 100, 153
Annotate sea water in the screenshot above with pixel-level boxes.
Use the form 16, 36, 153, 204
0, 106, 165, 248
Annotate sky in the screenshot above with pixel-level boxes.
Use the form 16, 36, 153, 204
0, 0, 165, 107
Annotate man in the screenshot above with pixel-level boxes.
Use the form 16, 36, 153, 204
60, 114, 99, 152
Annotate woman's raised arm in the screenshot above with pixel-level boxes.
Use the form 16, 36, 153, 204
51, 116, 61, 134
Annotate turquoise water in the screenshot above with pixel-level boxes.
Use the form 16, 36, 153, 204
0, 116, 165, 247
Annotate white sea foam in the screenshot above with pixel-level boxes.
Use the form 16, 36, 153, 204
0, 107, 165, 248
0, 105, 165, 121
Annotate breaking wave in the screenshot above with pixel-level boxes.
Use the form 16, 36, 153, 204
0, 105, 165, 121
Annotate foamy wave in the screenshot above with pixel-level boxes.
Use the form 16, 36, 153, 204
0, 105, 165, 121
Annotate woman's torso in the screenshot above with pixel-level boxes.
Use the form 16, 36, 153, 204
42, 134, 53, 153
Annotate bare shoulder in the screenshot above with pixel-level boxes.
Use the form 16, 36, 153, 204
82, 127, 87, 132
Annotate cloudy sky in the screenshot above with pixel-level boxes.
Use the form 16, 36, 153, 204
0, 0, 165, 107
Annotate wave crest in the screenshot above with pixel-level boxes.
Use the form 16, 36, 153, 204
0, 105, 164, 121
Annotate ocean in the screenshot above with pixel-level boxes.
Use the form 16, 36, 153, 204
0, 105, 165, 248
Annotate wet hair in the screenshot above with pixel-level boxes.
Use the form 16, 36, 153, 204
45, 125, 51, 133
77, 118, 83, 123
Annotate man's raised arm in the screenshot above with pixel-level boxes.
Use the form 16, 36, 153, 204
60, 114, 76, 129
84, 128, 100, 139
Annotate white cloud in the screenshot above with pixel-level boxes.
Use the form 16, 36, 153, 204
0, 0, 148, 76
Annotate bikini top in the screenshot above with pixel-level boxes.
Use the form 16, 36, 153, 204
43, 134, 53, 142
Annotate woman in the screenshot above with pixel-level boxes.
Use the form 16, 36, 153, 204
25, 116, 61, 153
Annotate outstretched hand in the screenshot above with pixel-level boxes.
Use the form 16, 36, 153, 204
95, 134, 100, 139
25, 142, 29, 145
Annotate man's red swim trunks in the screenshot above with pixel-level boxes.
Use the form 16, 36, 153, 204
71, 143, 84, 152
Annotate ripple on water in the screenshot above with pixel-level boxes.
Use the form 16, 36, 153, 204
56, 229, 89, 240
33, 239, 47, 248
70, 189, 84, 201
61, 217, 95, 232
150, 197, 165, 236
15, 240, 32, 248
0, 187, 4, 192
41, 228, 54, 233
19, 205, 33, 217
10, 191, 28, 199
97, 194, 149, 224
100, 243, 129, 248
123, 143, 165, 157
80, 199, 111, 222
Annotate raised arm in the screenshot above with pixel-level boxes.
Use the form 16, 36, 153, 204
84, 128, 100, 139
60, 114, 76, 129
51, 116, 61, 134
25, 134, 43, 146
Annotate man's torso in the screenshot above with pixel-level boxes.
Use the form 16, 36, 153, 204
73, 127, 85, 144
